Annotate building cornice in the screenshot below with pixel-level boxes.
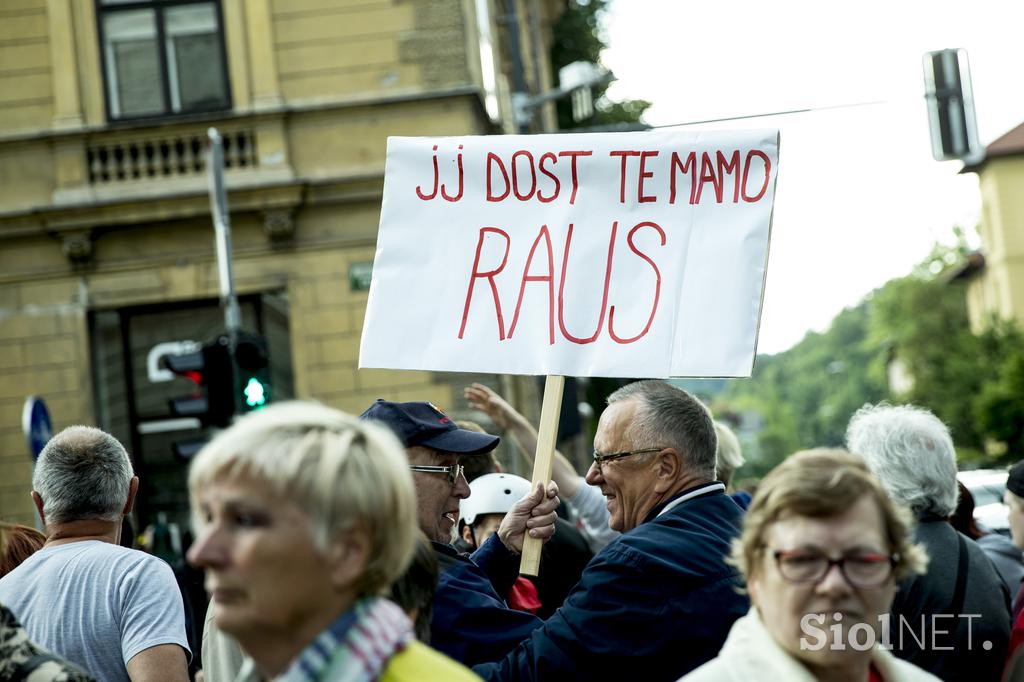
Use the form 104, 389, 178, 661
0, 170, 384, 240
0, 85, 490, 147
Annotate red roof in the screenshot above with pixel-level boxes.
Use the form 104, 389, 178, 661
962, 121, 1024, 173
986, 121, 1024, 158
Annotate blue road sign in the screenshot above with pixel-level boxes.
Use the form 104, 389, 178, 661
22, 396, 53, 462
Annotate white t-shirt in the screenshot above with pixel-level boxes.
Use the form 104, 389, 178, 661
567, 483, 620, 553
0, 540, 190, 682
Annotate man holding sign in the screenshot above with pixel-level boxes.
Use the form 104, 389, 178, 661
469, 380, 747, 681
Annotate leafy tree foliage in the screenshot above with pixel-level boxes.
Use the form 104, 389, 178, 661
720, 233, 1024, 477
866, 236, 1024, 462
974, 324, 1024, 460
867, 274, 986, 450
719, 303, 887, 475
550, 0, 651, 130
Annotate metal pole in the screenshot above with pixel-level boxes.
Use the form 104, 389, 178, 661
207, 128, 241, 418
207, 128, 241, 343
500, 0, 530, 133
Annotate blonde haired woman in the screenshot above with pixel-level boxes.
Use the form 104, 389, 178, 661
187, 401, 477, 681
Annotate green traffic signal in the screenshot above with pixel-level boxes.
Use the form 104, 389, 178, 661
243, 376, 268, 408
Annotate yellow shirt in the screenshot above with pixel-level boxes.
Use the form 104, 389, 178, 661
381, 640, 481, 682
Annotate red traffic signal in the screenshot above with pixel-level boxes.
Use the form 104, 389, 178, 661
164, 340, 234, 427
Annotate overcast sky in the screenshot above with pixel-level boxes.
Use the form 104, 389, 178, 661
602, 0, 1024, 354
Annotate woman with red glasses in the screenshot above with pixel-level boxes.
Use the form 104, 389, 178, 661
682, 449, 936, 682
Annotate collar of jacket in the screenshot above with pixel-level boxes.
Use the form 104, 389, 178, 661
642, 481, 726, 525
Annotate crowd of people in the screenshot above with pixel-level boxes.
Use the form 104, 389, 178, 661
2, 379, 1023, 682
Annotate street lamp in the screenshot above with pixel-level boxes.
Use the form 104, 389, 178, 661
512, 60, 614, 131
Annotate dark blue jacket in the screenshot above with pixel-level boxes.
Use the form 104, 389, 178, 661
431, 535, 543, 666
473, 484, 748, 682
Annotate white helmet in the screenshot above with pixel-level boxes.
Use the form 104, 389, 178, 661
460, 472, 532, 526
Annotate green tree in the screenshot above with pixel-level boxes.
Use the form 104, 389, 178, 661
720, 230, 1024, 476
550, 0, 651, 130
720, 302, 887, 474
974, 323, 1024, 460
860, 234, 1009, 459
866, 274, 989, 449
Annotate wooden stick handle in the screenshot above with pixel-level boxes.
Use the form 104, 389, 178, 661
519, 375, 564, 576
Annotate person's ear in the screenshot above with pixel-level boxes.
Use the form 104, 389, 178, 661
747, 572, 760, 604
327, 527, 370, 591
461, 524, 474, 545
123, 477, 140, 515
31, 491, 46, 526
652, 448, 680, 494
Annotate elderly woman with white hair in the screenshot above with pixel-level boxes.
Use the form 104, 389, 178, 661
682, 449, 936, 682
186, 401, 478, 682
846, 403, 1011, 681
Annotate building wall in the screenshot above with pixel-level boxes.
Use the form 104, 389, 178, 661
0, 279, 91, 525
0, 0, 53, 132
968, 156, 1024, 332
0, 0, 564, 524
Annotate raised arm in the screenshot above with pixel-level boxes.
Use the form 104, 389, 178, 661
464, 383, 582, 498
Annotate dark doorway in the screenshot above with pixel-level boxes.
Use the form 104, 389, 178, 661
89, 292, 294, 532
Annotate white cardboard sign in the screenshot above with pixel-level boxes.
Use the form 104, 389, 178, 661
359, 129, 779, 378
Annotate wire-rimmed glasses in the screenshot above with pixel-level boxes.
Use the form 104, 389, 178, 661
591, 447, 663, 473
409, 463, 465, 486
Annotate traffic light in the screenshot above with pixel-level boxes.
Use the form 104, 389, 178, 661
164, 332, 271, 429
164, 338, 234, 427
235, 332, 271, 412
922, 49, 980, 162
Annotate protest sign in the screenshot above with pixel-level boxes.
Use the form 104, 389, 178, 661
359, 129, 779, 378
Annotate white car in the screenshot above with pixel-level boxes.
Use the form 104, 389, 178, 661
958, 469, 1010, 536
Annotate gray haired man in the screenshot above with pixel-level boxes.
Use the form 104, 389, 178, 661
0, 426, 190, 682
847, 404, 1010, 681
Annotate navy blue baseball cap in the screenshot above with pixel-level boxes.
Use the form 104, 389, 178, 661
360, 399, 499, 455
1008, 460, 1024, 498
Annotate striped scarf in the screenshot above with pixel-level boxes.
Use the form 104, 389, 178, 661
238, 597, 414, 682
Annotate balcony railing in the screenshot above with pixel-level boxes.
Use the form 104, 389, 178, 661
86, 129, 257, 184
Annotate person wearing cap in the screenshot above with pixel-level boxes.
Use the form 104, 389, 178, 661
360, 399, 558, 667
847, 403, 1011, 681
474, 380, 749, 681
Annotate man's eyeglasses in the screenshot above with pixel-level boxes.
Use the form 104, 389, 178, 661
772, 549, 899, 588
591, 447, 663, 472
409, 464, 465, 486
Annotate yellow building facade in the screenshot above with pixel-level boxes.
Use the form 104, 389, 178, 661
0, 0, 562, 525
961, 123, 1024, 333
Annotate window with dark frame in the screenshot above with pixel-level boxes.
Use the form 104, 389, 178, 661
97, 0, 231, 121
